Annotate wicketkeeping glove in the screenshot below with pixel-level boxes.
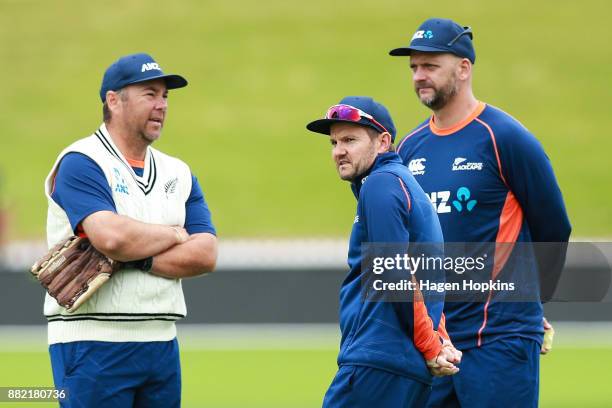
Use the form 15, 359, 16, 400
31, 236, 119, 313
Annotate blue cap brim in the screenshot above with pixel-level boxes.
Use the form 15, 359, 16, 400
306, 118, 383, 136
125, 73, 188, 89
389, 45, 452, 56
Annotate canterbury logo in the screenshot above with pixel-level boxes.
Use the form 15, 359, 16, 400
141, 62, 161, 72
164, 178, 178, 196
408, 158, 426, 175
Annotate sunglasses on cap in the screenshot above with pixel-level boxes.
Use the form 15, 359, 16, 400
326, 104, 389, 134
447, 26, 473, 47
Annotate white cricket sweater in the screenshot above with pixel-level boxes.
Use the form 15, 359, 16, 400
44, 123, 192, 344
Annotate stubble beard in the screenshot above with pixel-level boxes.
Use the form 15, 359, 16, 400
337, 143, 379, 182
136, 117, 164, 146
416, 73, 459, 111
139, 128, 160, 145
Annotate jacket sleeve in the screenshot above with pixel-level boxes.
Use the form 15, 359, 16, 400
361, 172, 443, 360
495, 123, 571, 300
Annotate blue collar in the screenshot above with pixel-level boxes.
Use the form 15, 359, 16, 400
351, 152, 402, 198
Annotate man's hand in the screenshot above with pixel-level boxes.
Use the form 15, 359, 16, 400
170, 226, 189, 244
541, 317, 555, 354
150, 232, 217, 278
426, 340, 462, 377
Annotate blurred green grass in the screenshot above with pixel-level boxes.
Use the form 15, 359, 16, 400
1, 0, 611, 238
1, 347, 611, 407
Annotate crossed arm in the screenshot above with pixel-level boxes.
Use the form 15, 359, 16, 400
82, 210, 217, 278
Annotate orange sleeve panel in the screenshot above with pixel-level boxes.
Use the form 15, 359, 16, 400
437, 313, 451, 343
412, 276, 442, 361
492, 191, 524, 279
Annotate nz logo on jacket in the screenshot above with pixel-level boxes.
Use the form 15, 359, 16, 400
428, 187, 477, 213
452, 187, 477, 212
113, 168, 129, 195
164, 177, 178, 198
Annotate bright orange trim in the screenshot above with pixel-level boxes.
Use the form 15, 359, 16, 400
493, 191, 523, 279
477, 192, 524, 346
475, 117, 508, 187
126, 158, 145, 168
412, 275, 442, 361
437, 313, 451, 342
477, 291, 493, 347
430, 101, 486, 136
397, 123, 429, 154
397, 177, 412, 211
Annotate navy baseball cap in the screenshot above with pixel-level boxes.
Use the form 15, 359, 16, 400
389, 18, 475, 64
99, 53, 188, 102
306, 96, 397, 141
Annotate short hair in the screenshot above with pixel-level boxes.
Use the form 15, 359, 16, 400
102, 101, 111, 122
102, 89, 127, 123
366, 127, 396, 152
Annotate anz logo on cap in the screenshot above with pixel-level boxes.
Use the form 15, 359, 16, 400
412, 30, 434, 40
141, 62, 162, 72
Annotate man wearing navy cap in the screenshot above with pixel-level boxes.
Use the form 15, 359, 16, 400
43, 53, 217, 407
307, 96, 462, 407
390, 18, 571, 407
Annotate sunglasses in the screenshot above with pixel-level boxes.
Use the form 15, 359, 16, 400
447, 26, 473, 47
326, 104, 389, 134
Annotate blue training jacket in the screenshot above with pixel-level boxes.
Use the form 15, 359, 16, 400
336, 152, 446, 385
396, 102, 571, 350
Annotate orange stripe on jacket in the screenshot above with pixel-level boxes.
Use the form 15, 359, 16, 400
493, 191, 524, 279
412, 275, 442, 361
397, 178, 412, 211
477, 191, 524, 346
477, 291, 493, 347
437, 313, 451, 343
397, 123, 429, 154
397, 180, 441, 357
475, 116, 508, 187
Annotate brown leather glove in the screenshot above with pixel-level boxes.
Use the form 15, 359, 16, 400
31, 236, 119, 313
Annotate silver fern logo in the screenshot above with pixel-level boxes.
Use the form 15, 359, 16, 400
164, 177, 178, 197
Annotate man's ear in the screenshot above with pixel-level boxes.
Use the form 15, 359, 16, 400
106, 90, 122, 113
378, 132, 392, 153
457, 58, 472, 81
